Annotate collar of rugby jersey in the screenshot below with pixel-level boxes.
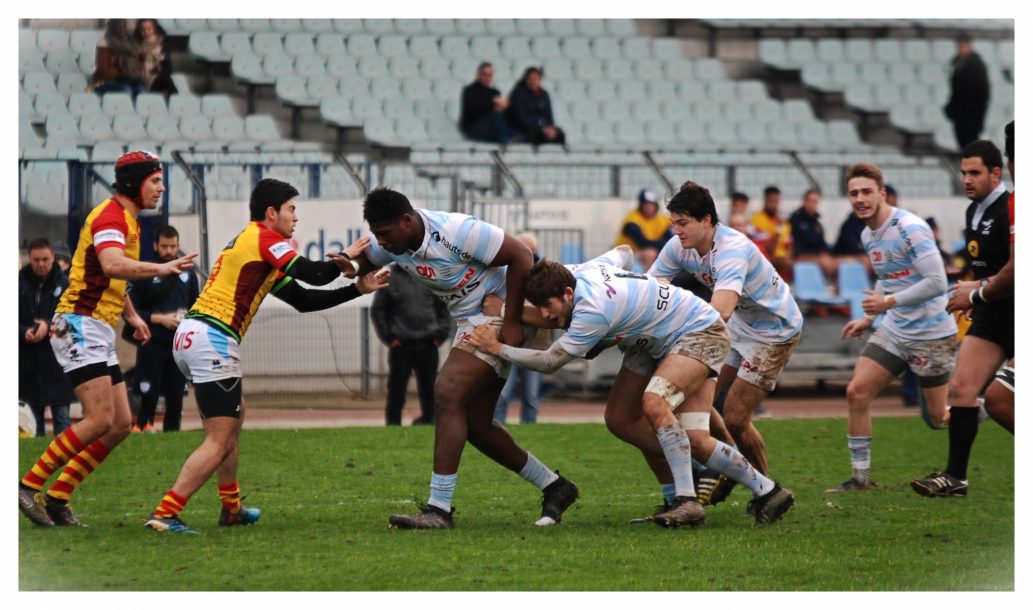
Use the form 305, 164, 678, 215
970, 182, 1008, 230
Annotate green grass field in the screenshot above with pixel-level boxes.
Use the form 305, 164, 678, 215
18, 417, 1014, 591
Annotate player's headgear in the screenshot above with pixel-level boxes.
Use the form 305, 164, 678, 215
114, 151, 162, 204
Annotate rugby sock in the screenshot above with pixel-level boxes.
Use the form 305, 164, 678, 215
656, 424, 696, 497
153, 490, 189, 519
519, 452, 560, 490
661, 483, 677, 505
946, 406, 979, 481
20, 428, 86, 491
218, 481, 243, 513
847, 435, 872, 483
704, 440, 774, 497
46, 439, 111, 503
428, 472, 457, 512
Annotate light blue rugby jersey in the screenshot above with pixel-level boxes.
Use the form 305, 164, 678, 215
863, 208, 956, 340
649, 224, 802, 343
365, 209, 508, 318
555, 261, 720, 360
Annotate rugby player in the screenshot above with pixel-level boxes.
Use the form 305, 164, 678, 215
335, 188, 578, 529
144, 178, 388, 534
18, 151, 197, 527
468, 256, 796, 526
827, 163, 957, 493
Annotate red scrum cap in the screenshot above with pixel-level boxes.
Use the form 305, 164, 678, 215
114, 150, 162, 204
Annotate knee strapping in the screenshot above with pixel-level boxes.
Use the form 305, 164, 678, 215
677, 411, 710, 431
645, 376, 684, 411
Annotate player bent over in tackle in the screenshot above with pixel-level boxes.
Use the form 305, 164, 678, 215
19, 151, 197, 528
337, 188, 578, 529
468, 257, 795, 526
827, 163, 958, 493
145, 179, 388, 534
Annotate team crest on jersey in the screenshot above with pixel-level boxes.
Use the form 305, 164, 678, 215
967, 240, 979, 258
980, 219, 994, 235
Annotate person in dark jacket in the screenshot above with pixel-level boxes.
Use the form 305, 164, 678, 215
789, 188, 836, 277
371, 263, 453, 425
944, 33, 990, 150
126, 225, 200, 432
459, 62, 513, 144
506, 67, 565, 146
18, 238, 75, 436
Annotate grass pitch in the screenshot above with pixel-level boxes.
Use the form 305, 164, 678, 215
18, 417, 1013, 591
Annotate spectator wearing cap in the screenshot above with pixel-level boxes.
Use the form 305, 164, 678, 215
459, 62, 513, 144
614, 189, 674, 270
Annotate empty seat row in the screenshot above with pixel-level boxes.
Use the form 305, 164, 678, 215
163, 18, 637, 38
760, 37, 1013, 72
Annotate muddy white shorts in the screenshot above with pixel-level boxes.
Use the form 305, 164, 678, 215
172, 318, 242, 384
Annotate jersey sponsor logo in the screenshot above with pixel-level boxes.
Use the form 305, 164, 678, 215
906, 354, 928, 368
877, 269, 912, 281
415, 265, 436, 279
430, 230, 474, 261
269, 241, 293, 259
871, 251, 882, 263
980, 219, 994, 235
173, 330, 195, 351
967, 240, 979, 258
94, 229, 126, 246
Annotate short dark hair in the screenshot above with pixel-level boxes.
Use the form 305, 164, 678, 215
525, 260, 575, 308
249, 178, 299, 221
731, 191, 748, 203
154, 225, 179, 241
477, 61, 492, 73
27, 237, 52, 253
961, 139, 1004, 171
1005, 121, 1014, 161
884, 184, 897, 197
363, 187, 414, 225
667, 180, 719, 225
803, 187, 821, 199
763, 185, 781, 197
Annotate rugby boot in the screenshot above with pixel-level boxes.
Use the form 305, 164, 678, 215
537, 473, 579, 526
44, 497, 83, 526
219, 504, 261, 526
748, 483, 795, 525
145, 514, 199, 535
389, 502, 455, 529
910, 472, 967, 497
652, 495, 707, 528
18, 486, 54, 527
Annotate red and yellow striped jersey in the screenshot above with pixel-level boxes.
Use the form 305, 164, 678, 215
188, 222, 299, 341
55, 198, 141, 327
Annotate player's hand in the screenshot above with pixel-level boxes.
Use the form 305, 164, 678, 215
327, 252, 359, 278
861, 289, 891, 315
27, 319, 49, 343
356, 267, 390, 294
840, 317, 873, 340
946, 280, 980, 312
343, 235, 372, 260
160, 252, 198, 276
499, 319, 524, 347
127, 312, 151, 345
481, 293, 504, 316
468, 324, 502, 356
156, 312, 180, 331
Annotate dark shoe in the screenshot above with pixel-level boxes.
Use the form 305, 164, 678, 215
824, 478, 876, 493
748, 483, 795, 525
653, 495, 706, 528
389, 502, 455, 529
18, 486, 54, 527
218, 504, 261, 526
538, 473, 579, 526
910, 472, 968, 497
411, 416, 434, 426
696, 468, 735, 506
44, 498, 83, 527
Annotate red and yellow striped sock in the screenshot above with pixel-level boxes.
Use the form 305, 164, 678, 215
218, 481, 242, 513
46, 439, 111, 503
152, 490, 189, 519
20, 428, 86, 491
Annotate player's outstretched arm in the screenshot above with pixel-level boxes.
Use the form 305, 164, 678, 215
468, 324, 577, 374
327, 235, 376, 279
98, 248, 197, 281
273, 268, 390, 313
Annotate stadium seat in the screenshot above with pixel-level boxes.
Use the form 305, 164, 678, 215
837, 260, 870, 302
409, 35, 440, 58
592, 36, 622, 60
21, 48, 47, 73
320, 96, 356, 127
314, 33, 346, 58
546, 19, 576, 36
500, 35, 532, 61
271, 18, 304, 33
431, 78, 459, 101
77, 112, 113, 142
393, 18, 424, 36
607, 19, 638, 37
100, 93, 134, 118
377, 34, 409, 59
661, 99, 692, 121
69, 30, 101, 58
207, 19, 241, 32
652, 38, 682, 60
19, 27, 35, 54
382, 97, 415, 119
799, 120, 828, 148
252, 32, 285, 56
284, 33, 316, 56
414, 98, 447, 120
576, 19, 607, 36
767, 121, 799, 147
793, 261, 847, 305
485, 19, 516, 37
263, 53, 296, 80
815, 39, 845, 63
369, 76, 402, 99
331, 19, 364, 34
346, 33, 378, 57
231, 54, 271, 85
276, 75, 315, 107
145, 114, 182, 142
36, 29, 70, 54
91, 140, 125, 161
753, 99, 782, 123
112, 114, 149, 142
455, 19, 486, 36
305, 75, 340, 102
782, 99, 815, 123
169, 94, 202, 119
758, 39, 790, 70
301, 19, 334, 34
67, 92, 102, 117
201, 94, 236, 119
45, 51, 80, 75
244, 115, 283, 143
530, 36, 562, 59
706, 120, 737, 147
600, 99, 629, 121
845, 39, 874, 63
387, 56, 420, 80
801, 63, 836, 93
663, 57, 693, 81
582, 122, 615, 145
874, 39, 903, 64
450, 57, 480, 80
56, 72, 88, 97
220, 31, 253, 57
326, 54, 359, 78
362, 18, 394, 35
723, 100, 752, 122
676, 121, 706, 145
630, 58, 663, 81
293, 53, 327, 78
515, 18, 547, 36
561, 37, 592, 59
644, 120, 679, 146
239, 18, 272, 33
363, 117, 398, 145
180, 115, 216, 143
424, 18, 456, 36
439, 35, 469, 61
574, 58, 604, 80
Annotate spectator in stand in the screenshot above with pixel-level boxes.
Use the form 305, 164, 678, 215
53, 242, 72, 274
459, 62, 513, 144
371, 263, 453, 426
729, 191, 749, 219
789, 188, 836, 277
924, 217, 961, 279
944, 33, 990, 151
728, 212, 749, 235
91, 18, 145, 96
614, 189, 674, 271
749, 186, 793, 279
19, 238, 75, 437
493, 233, 546, 425
506, 67, 565, 146
133, 19, 178, 98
